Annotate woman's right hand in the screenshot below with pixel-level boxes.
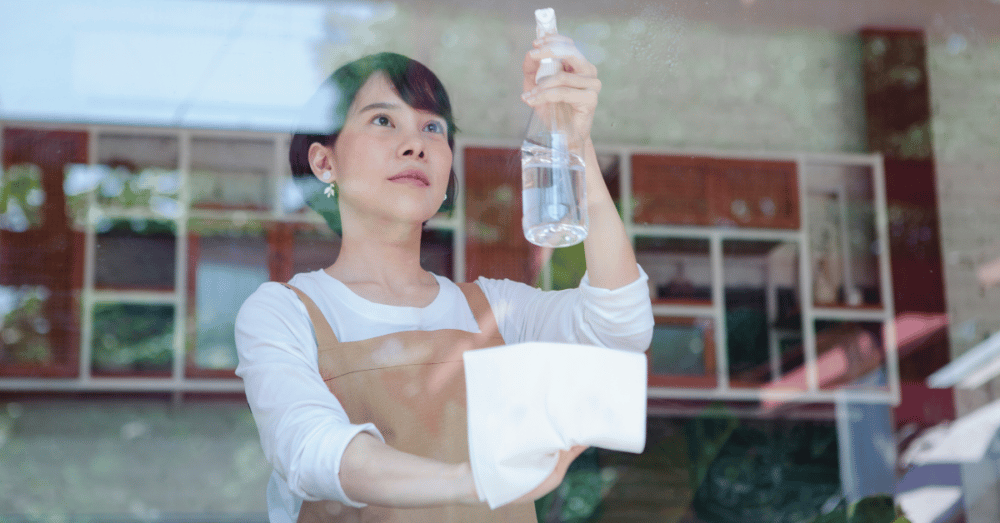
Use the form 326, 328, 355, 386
521, 35, 601, 145
511, 445, 588, 504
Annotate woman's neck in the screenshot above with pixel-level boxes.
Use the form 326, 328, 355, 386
325, 219, 439, 307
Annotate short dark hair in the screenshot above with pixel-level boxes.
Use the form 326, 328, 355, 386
288, 52, 458, 232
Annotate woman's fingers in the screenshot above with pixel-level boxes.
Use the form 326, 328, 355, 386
530, 44, 597, 77
533, 34, 574, 46
522, 35, 597, 90
524, 72, 601, 100
520, 35, 601, 139
522, 83, 599, 111
522, 76, 601, 139
562, 446, 587, 466
511, 446, 590, 504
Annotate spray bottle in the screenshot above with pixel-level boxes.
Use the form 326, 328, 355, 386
521, 8, 588, 248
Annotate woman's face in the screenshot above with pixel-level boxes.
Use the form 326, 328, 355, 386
326, 73, 453, 227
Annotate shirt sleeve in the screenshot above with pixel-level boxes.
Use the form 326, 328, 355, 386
476, 265, 654, 351
235, 282, 384, 508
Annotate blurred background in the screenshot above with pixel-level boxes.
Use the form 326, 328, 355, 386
0, 0, 998, 521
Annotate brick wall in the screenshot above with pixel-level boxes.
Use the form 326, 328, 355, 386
929, 37, 1000, 360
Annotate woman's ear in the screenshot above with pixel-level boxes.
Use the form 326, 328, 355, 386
307, 142, 336, 183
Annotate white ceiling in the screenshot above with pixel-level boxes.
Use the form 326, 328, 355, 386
1, 0, 995, 130
403, 0, 1000, 38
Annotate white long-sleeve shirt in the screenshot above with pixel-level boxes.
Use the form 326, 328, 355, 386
235, 268, 653, 523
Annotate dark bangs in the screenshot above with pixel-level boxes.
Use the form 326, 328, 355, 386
384, 56, 457, 151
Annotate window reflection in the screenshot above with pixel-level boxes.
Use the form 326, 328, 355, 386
0, 285, 53, 365
565, 410, 840, 523
647, 317, 716, 388
421, 228, 454, 279
91, 302, 174, 376
289, 224, 341, 277
2, 0, 995, 520
187, 219, 269, 373
94, 133, 180, 212
190, 137, 272, 210
1, 164, 45, 232
94, 219, 177, 290
814, 320, 887, 391
636, 237, 711, 305
723, 239, 804, 389
806, 163, 881, 309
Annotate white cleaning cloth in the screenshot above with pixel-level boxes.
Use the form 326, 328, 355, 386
463, 342, 647, 509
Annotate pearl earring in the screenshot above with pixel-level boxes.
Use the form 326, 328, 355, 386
324, 181, 337, 198
320, 171, 332, 181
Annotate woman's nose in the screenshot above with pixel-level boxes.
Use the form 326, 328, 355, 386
398, 131, 426, 159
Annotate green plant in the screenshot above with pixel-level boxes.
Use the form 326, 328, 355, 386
804, 495, 911, 523
1, 163, 45, 231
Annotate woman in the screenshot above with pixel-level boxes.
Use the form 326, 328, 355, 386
236, 36, 653, 523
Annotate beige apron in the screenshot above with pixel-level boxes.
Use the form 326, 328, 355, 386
282, 282, 537, 523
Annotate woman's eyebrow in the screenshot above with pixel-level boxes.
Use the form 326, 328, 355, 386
356, 102, 400, 113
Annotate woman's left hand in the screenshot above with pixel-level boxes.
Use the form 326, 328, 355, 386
521, 35, 602, 143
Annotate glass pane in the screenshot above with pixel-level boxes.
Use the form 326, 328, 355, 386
91, 303, 174, 376
0, 285, 53, 365
806, 164, 881, 308
635, 237, 711, 304
94, 219, 176, 290
94, 133, 180, 212
421, 228, 454, 279
190, 137, 272, 210
723, 239, 804, 389
815, 320, 888, 392
648, 317, 715, 388
188, 219, 269, 372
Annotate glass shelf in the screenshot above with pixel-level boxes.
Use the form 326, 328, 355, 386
806, 163, 882, 309
93, 133, 180, 213
635, 236, 712, 303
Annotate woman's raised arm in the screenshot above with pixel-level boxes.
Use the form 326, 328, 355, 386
521, 36, 640, 290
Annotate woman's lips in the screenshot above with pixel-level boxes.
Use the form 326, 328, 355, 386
388, 170, 430, 187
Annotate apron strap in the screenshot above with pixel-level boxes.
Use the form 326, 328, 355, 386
457, 282, 502, 342
280, 282, 340, 345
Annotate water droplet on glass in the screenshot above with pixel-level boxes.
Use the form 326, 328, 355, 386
947, 33, 968, 55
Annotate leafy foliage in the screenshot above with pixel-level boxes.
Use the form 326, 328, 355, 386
90, 304, 175, 372
0, 286, 52, 365
804, 495, 911, 523
1, 164, 45, 231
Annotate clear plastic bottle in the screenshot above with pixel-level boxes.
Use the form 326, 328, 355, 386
521, 8, 588, 248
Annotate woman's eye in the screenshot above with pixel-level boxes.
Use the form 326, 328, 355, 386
424, 121, 445, 134
372, 115, 391, 126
